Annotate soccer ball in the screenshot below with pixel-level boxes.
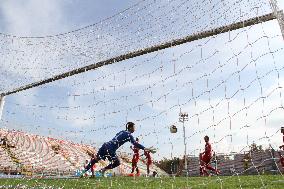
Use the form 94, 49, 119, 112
170, 125, 177, 133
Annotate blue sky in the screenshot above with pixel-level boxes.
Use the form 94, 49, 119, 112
0, 0, 284, 160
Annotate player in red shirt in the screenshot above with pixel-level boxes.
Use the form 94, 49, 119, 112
199, 135, 220, 176
279, 148, 284, 169
130, 138, 140, 176
278, 151, 284, 169
279, 127, 284, 169
84, 159, 95, 177
144, 150, 152, 175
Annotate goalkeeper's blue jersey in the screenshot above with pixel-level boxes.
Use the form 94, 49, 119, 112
105, 130, 145, 152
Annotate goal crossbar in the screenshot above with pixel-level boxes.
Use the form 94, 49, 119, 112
1, 11, 282, 97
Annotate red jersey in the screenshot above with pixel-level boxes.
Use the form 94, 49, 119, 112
144, 151, 152, 164
144, 151, 151, 160
280, 156, 284, 167
132, 146, 140, 162
204, 142, 212, 157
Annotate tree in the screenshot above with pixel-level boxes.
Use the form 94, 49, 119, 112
250, 142, 264, 152
155, 157, 180, 175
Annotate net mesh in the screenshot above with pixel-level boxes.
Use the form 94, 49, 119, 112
0, 0, 273, 92
0, 0, 284, 188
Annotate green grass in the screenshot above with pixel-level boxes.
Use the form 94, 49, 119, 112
0, 175, 284, 189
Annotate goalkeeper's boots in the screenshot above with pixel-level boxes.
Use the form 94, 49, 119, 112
98, 169, 107, 177
216, 169, 221, 175
79, 170, 86, 178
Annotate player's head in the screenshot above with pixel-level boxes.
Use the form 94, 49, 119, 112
204, 135, 209, 142
126, 122, 135, 133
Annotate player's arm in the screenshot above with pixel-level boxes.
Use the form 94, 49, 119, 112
129, 134, 145, 150
128, 134, 157, 153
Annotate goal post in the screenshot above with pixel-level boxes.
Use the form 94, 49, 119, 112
0, 0, 284, 182
269, 0, 284, 39
0, 95, 5, 120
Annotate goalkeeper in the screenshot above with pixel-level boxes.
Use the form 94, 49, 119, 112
81, 122, 155, 177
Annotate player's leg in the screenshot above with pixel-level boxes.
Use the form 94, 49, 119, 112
203, 168, 209, 176
136, 167, 140, 176
104, 157, 120, 169
80, 156, 99, 177
206, 162, 220, 175
91, 166, 94, 177
204, 158, 220, 175
199, 153, 206, 176
199, 166, 203, 176
280, 156, 284, 168
81, 145, 106, 177
202, 155, 216, 176
100, 151, 120, 176
84, 156, 99, 172
147, 163, 150, 175
131, 161, 137, 173
147, 160, 152, 175
200, 159, 209, 176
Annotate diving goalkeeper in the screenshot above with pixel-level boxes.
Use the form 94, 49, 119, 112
81, 122, 156, 177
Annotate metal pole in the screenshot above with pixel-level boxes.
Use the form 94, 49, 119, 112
179, 112, 188, 175
269, 0, 284, 40
0, 95, 5, 120
183, 119, 187, 171
170, 142, 173, 159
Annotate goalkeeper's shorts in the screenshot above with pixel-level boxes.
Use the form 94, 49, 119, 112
97, 143, 118, 162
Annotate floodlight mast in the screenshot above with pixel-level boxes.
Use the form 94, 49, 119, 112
179, 112, 189, 175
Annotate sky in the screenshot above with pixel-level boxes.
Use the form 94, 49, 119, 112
0, 0, 284, 160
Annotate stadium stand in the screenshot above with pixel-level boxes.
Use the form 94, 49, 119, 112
187, 150, 283, 176
1, 128, 282, 178
0, 129, 167, 177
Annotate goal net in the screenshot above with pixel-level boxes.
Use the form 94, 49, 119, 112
0, 0, 284, 187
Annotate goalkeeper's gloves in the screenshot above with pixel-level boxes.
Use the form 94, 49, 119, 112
144, 147, 157, 154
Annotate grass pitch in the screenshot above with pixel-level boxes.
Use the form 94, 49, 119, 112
0, 175, 284, 188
